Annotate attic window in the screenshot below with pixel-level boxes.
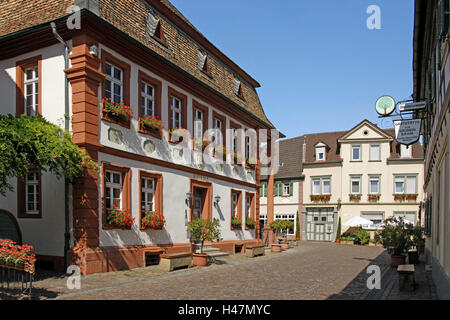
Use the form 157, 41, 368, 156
146, 12, 167, 46
315, 146, 326, 161
233, 79, 245, 100
198, 51, 211, 77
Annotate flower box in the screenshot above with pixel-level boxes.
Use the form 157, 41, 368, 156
141, 211, 166, 230
231, 217, 242, 229
0, 239, 36, 274
394, 194, 407, 201
214, 144, 227, 160
139, 115, 163, 138
245, 217, 256, 229
169, 127, 185, 143
368, 194, 380, 202
194, 137, 212, 151
310, 195, 331, 202
102, 97, 133, 127
232, 151, 244, 164
246, 158, 257, 169
106, 206, 134, 229
406, 194, 418, 201
349, 194, 362, 201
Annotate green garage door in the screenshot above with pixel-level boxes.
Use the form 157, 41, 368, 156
0, 212, 21, 244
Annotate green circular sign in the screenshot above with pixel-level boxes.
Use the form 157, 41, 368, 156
375, 95, 396, 116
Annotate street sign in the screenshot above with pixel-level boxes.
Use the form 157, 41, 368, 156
394, 119, 422, 146
375, 96, 396, 116
398, 101, 426, 112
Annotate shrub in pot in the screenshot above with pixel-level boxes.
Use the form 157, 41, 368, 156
270, 220, 294, 240
379, 217, 412, 266
187, 218, 221, 266
356, 228, 370, 246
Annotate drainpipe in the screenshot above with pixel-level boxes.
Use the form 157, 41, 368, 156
51, 22, 70, 272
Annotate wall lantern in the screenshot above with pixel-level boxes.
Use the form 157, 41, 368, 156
214, 195, 221, 208
185, 192, 192, 208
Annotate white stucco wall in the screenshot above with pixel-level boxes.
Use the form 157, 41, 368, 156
0, 43, 69, 257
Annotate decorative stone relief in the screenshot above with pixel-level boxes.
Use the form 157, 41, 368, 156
143, 140, 156, 154
108, 128, 123, 145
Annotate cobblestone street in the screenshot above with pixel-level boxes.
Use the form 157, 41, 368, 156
14, 242, 406, 300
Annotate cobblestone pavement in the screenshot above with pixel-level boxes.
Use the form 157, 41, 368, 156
26, 242, 390, 300
2, 242, 438, 300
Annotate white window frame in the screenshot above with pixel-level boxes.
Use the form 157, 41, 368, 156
275, 214, 295, 236
105, 170, 123, 212
369, 176, 380, 195
141, 81, 155, 117
245, 136, 252, 160
394, 175, 417, 194
370, 144, 381, 161
231, 193, 238, 218
170, 97, 182, 128
351, 145, 361, 161
350, 176, 362, 194
24, 66, 39, 116
25, 170, 40, 214
312, 177, 331, 195
283, 183, 291, 196
400, 144, 412, 158
105, 63, 123, 104
316, 146, 325, 161
194, 108, 203, 140
393, 211, 417, 225
361, 212, 384, 229
141, 177, 155, 212
214, 118, 223, 145
245, 194, 252, 218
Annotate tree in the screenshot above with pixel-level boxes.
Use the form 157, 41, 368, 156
0, 114, 97, 195
187, 218, 221, 254
337, 217, 342, 239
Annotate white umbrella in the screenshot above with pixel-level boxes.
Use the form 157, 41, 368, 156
343, 216, 374, 227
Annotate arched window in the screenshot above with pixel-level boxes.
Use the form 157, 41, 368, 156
0, 210, 22, 244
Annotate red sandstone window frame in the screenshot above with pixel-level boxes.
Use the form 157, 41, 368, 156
230, 189, 242, 230
139, 170, 163, 230
101, 162, 131, 230
138, 71, 162, 139
101, 50, 131, 129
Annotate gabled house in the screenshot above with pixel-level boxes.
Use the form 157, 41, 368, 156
0, 0, 277, 274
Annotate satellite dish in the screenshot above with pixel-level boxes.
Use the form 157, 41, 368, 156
375, 95, 396, 116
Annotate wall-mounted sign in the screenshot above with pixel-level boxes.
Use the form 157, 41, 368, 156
375, 95, 396, 116
394, 119, 422, 146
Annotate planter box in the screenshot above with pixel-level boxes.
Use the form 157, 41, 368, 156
245, 245, 265, 258
341, 240, 354, 245
192, 253, 208, 267
271, 244, 282, 253
391, 255, 406, 267
280, 242, 289, 251
160, 252, 193, 271
408, 250, 419, 265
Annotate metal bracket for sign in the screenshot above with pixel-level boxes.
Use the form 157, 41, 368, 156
377, 99, 428, 120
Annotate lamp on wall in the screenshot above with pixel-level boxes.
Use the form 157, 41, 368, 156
185, 192, 192, 208
337, 197, 342, 209
214, 195, 221, 208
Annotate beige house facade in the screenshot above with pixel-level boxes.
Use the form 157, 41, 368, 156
302, 120, 424, 241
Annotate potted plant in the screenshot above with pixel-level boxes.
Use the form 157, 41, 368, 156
394, 194, 407, 201
379, 217, 413, 267
231, 216, 242, 229
106, 205, 135, 229
336, 216, 342, 242
187, 218, 221, 267
407, 224, 424, 263
295, 212, 301, 241
139, 115, 164, 133
340, 236, 355, 245
368, 194, 380, 202
232, 151, 244, 164
356, 228, 370, 245
245, 217, 256, 229
270, 220, 294, 248
141, 211, 165, 230
406, 194, 418, 201
102, 97, 133, 122
349, 194, 362, 201
246, 157, 257, 169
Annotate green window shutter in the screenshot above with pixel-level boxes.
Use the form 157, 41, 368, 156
274, 182, 278, 196
275, 182, 280, 196
264, 183, 268, 197
289, 181, 294, 196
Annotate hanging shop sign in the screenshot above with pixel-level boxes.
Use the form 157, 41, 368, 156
394, 119, 422, 146
375, 95, 396, 116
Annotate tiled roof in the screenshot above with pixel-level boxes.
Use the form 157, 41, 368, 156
261, 136, 304, 181
0, 0, 274, 128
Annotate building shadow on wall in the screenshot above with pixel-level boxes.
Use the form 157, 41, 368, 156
326, 250, 390, 300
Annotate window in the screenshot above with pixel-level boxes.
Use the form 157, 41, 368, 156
245, 193, 255, 222
168, 87, 187, 132
245, 136, 251, 161
400, 144, 412, 158
105, 63, 123, 104
275, 214, 295, 236
369, 176, 380, 194
16, 55, 41, 116
230, 122, 242, 161
25, 170, 40, 214
283, 183, 291, 196
231, 190, 242, 228
312, 177, 331, 195
394, 212, 417, 225
102, 163, 131, 228
141, 82, 155, 117
260, 214, 267, 226
194, 109, 203, 140
394, 175, 417, 194
146, 12, 166, 46
212, 112, 226, 148
315, 147, 325, 161
350, 176, 361, 194
171, 97, 181, 128
351, 145, 361, 161
370, 145, 380, 161
260, 182, 267, 197
105, 170, 123, 213
24, 66, 39, 116
361, 212, 384, 229
141, 177, 154, 212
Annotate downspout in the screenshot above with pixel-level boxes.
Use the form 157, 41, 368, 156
50, 22, 70, 272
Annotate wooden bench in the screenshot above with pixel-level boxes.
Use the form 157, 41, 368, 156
245, 245, 265, 258
397, 264, 415, 292
159, 252, 193, 272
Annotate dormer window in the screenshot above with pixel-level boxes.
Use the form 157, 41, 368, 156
315, 142, 327, 161
400, 144, 412, 158
233, 78, 245, 100
146, 12, 166, 46
198, 51, 211, 77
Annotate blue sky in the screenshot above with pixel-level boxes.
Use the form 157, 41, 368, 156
170, 0, 414, 138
